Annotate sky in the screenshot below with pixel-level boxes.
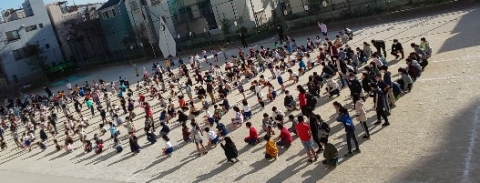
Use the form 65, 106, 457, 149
0, 0, 107, 11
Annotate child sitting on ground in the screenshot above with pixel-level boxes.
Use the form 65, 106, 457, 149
162, 135, 173, 157
262, 113, 275, 136
264, 134, 278, 161
113, 138, 123, 153
326, 76, 340, 98
288, 115, 298, 135
84, 140, 93, 153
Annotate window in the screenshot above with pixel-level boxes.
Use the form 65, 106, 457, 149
38, 23, 43, 28
12, 48, 26, 61
12, 50, 21, 60
25, 25, 37, 32
5, 30, 20, 41
102, 11, 110, 19
130, 1, 139, 11
110, 9, 116, 17
151, 0, 160, 6
102, 9, 117, 19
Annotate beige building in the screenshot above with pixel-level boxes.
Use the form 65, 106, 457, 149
46, 1, 104, 63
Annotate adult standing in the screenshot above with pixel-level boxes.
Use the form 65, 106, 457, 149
334, 102, 361, 157
308, 112, 322, 153
380, 66, 396, 108
318, 22, 328, 38
206, 81, 215, 104
240, 32, 248, 48
347, 73, 363, 108
371, 39, 387, 58
370, 83, 390, 126
44, 86, 53, 99
277, 26, 285, 44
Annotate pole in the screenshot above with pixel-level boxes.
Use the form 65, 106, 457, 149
150, 42, 157, 58
301, 0, 307, 24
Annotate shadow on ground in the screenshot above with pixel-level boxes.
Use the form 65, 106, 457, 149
438, 8, 480, 54
392, 99, 480, 182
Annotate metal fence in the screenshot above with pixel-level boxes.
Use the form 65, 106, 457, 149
280, 0, 452, 31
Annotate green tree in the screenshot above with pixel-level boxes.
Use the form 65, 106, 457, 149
220, 19, 231, 41
23, 43, 48, 82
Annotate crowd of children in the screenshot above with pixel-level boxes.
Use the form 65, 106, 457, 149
0, 21, 433, 172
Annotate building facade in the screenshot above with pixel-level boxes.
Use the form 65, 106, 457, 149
98, 0, 134, 52
46, 1, 105, 65
167, 0, 280, 37
0, 0, 63, 84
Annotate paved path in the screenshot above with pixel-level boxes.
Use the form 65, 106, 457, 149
2, 6, 480, 183
0, 169, 124, 183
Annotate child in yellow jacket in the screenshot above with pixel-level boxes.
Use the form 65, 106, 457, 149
264, 134, 278, 160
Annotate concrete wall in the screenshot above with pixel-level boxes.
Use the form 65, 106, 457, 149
0, 0, 63, 83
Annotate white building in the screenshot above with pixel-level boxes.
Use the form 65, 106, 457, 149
125, 0, 176, 44
212, 0, 279, 29
0, 0, 63, 83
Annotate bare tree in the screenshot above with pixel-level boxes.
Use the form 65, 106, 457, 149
122, 25, 148, 48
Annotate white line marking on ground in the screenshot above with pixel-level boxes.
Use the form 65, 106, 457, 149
416, 75, 480, 82
461, 104, 480, 183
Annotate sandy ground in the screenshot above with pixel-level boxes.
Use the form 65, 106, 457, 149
1, 6, 480, 183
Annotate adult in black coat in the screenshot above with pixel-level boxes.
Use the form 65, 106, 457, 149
308, 112, 322, 153
347, 73, 363, 107
220, 136, 239, 163
371, 39, 387, 57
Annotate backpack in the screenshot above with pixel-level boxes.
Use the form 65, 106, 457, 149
306, 93, 317, 108
318, 122, 331, 138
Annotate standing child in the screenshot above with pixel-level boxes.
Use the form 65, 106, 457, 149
221, 45, 228, 60
181, 123, 191, 143
355, 96, 370, 139
288, 114, 298, 135
235, 82, 246, 100
211, 48, 218, 62
202, 49, 208, 63
190, 120, 208, 156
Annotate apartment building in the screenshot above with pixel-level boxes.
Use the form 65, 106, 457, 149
0, 0, 63, 84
